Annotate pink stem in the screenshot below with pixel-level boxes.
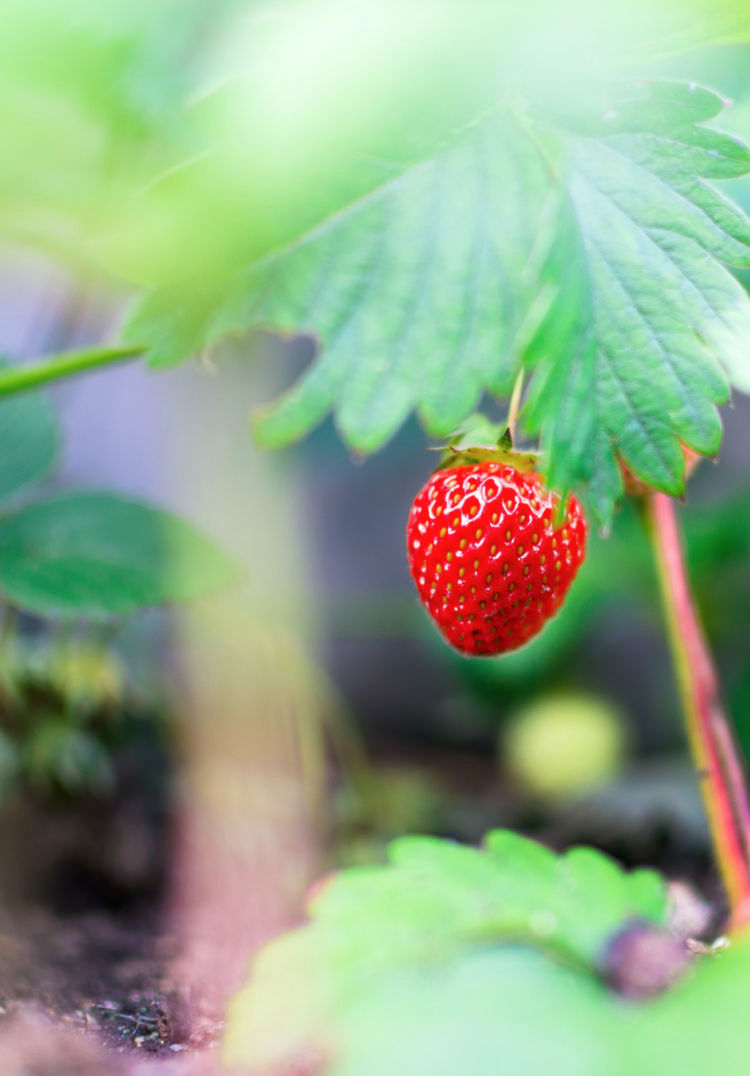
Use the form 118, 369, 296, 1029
647, 492, 750, 927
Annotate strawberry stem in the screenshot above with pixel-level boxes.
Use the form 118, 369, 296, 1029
645, 491, 750, 928
506, 367, 524, 442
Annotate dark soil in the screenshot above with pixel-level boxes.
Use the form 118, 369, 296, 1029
0, 715, 220, 1073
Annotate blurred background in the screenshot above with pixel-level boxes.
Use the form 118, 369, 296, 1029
0, 2, 750, 1073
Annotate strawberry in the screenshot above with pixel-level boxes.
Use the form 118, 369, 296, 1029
406, 454, 587, 656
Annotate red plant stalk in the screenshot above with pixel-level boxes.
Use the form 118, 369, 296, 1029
646, 491, 750, 928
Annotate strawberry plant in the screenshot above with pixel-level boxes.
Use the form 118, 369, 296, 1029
0, 375, 236, 793
4, 0, 750, 1070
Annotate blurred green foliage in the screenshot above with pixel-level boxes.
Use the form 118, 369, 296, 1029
324, 935, 750, 1076
0, 371, 235, 790
224, 822, 750, 1076
0, 378, 237, 619
224, 829, 666, 1070
0, 638, 126, 796
0, 491, 238, 619
503, 692, 628, 801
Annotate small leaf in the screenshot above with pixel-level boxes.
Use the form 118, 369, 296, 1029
0, 373, 60, 503
0, 491, 238, 619
223, 829, 667, 1071
446, 412, 508, 451
226, 860, 750, 1076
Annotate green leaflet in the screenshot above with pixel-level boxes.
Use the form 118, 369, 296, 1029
222, 829, 666, 1070
223, 825, 750, 1076
128, 81, 750, 526
132, 111, 555, 450
0, 491, 238, 619
526, 81, 750, 521
0, 378, 238, 621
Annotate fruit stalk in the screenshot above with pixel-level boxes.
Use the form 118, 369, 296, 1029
646, 491, 750, 927
506, 368, 525, 441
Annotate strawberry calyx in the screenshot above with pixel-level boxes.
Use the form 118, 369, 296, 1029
437, 442, 539, 474
435, 414, 538, 476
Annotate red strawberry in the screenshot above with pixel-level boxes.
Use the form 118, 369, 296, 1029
406, 455, 587, 656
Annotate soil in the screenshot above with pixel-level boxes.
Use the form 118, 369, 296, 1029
0, 716, 225, 1074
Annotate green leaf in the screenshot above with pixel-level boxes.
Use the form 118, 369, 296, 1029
227, 874, 750, 1076
3, 0, 749, 293
0, 377, 59, 503
131, 112, 555, 453
0, 491, 238, 619
222, 829, 667, 1070
524, 81, 750, 522
129, 80, 750, 526
332, 931, 750, 1076
331, 948, 617, 1076
329, 935, 750, 1076
111, 0, 748, 298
